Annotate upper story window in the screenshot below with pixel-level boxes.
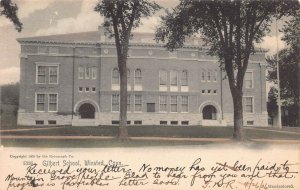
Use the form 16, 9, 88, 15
201, 71, 206, 82
170, 70, 178, 86
78, 66, 96, 80
49, 66, 58, 84
159, 70, 167, 86
112, 68, 120, 85
244, 72, 253, 88
181, 70, 188, 86
207, 71, 212, 82
213, 71, 217, 82
36, 65, 58, 84
134, 69, 142, 85
127, 69, 131, 84
37, 66, 46, 84
92, 67, 97, 79
243, 97, 254, 113
78, 67, 84, 79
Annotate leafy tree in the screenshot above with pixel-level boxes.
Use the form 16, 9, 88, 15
0, 0, 22, 32
267, 10, 300, 126
0, 83, 19, 105
155, 0, 299, 140
95, 0, 160, 139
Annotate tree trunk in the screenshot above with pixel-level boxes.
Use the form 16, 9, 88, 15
118, 58, 129, 140
232, 91, 244, 140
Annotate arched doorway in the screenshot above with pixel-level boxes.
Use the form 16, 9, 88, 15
79, 103, 95, 119
203, 105, 217, 120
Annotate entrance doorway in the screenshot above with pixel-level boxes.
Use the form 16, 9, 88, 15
79, 103, 95, 119
203, 105, 217, 120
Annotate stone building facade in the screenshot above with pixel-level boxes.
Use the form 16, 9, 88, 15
17, 28, 268, 127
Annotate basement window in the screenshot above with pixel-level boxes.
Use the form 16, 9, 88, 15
170, 121, 178, 125
181, 121, 189, 125
48, 120, 57, 125
134, 120, 142, 125
35, 120, 44, 125
160, 121, 168, 125
246, 121, 254, 126
111, 120, 119, 125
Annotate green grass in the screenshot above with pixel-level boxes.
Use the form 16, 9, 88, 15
1, 138, 216, 148
1, 125, 300, 140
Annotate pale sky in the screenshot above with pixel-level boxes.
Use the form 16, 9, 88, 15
0, 0, 286, 85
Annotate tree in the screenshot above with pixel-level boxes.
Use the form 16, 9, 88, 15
95, 0, 160, 139
267, 10, 300, 126
0, 0, 22, 32
155, 0, 299, 140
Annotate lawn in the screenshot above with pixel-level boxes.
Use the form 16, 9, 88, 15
1, 125, 300, 140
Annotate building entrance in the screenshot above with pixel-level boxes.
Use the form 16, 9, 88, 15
79, 103, 95, 119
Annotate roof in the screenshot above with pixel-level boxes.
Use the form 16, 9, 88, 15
17, 29, 203, 47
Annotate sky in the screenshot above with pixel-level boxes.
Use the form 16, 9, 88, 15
0, 0, 287, 85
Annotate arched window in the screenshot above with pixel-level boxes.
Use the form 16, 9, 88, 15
134, 68, 142, 85
181, 70, 188, 86
203, 105, 217, 120
112, 68, 119, 85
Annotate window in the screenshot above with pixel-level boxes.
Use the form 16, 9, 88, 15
243, 97, 254, 113
213, 71, 217, 82
247, 121, 254, 125
170, 96, 178, 112
36, 94, 45, 112
181, 121, 189, 125
213, 90, 217, 94
181, 70, 188, 86
181, 96, 188, 113
78, 87, 83, 92
92, 87, 96, 92
147, 103, 155, 112
127, 95, 131, 112
134, 95, 142, 112
207, 71, 211, 81
78, 67, 84, 79
112, 120, 119, 125
92, 67, 97, 79
48, 120, 57, 125
170, 70, 178, 86
201, 71, 206, 81
48, 94, 57, 112
35, 120, 44, 125
134, 69, 142, 85
85, 67, 91, 79
134, 120, 142, 125
208, 90, 211, 94
85, 87, 90, 92
159, 70, 167, 86
49, 66, 58, 84
160, 121, 167, 125
112, 94, 119, 112
159, 95, 167, 112
127, 69, 131, 85
170, 121, 178, 125
245, 72, 253, 88
112, 68, 119, 85
37, 66, 46, 84
202, 90, 205, 94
